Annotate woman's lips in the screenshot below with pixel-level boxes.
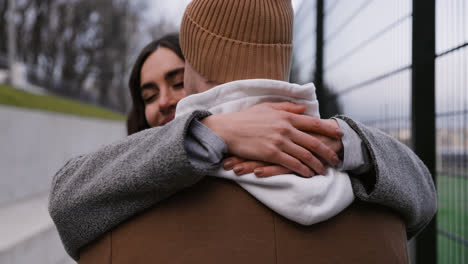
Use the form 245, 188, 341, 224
161, 112, 175, 125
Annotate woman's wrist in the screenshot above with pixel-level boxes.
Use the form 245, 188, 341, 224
201, 114, 230, 146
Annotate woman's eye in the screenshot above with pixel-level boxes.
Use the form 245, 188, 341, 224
173, 82, 184, 89
144, 95, 156, 104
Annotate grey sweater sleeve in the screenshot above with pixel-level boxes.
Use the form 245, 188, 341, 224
333, 118, 372, 174
48, 110, 214, 261
335, 116, 437, 239
185, 119, 228, 168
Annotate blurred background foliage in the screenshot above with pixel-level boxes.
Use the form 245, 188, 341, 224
0, 0, 180, 115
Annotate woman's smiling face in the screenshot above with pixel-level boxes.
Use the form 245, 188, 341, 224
140, 47, 186, 127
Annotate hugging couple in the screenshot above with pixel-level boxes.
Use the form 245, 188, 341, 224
50, 0, 436, 263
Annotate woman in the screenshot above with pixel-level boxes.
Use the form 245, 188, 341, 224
126, 34, 186, 135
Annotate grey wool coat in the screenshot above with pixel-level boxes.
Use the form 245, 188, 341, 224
48, 110, 437, 261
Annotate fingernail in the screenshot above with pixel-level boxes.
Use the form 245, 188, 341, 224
321, 168, 327, 175
333, 155, 340, 165
308, 172, 315, 178
336, 128, 344, 138
254, 168, 263, 177
224, 160, 233, 170
233, 166, 244, 175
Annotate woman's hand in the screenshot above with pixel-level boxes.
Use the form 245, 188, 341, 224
201, 102, 343, 177
223, 156, 293, 177
222, 119, 344, 178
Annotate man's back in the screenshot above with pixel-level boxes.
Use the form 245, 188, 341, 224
80, 177, 408, 264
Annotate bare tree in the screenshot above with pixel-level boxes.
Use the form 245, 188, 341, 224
0, 0, 8, 54
4, 0, 146, 113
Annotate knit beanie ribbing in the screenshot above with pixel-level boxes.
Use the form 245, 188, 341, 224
180, 0, 294, 84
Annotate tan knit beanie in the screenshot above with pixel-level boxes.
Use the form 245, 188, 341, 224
180, 0, 294, 84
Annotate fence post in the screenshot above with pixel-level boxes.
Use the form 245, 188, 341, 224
315, 0, 324, 91
412, 0, 437, 263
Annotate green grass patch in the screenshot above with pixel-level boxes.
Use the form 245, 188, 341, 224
0, 84, 125, 121
437, 174, 468, 263
437, 175, 468, 239
438, 234, 467, 264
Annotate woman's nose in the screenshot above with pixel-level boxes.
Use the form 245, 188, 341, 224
158, 89, 175, 110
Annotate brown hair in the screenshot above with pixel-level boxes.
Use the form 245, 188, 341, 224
126, 34, 184, 135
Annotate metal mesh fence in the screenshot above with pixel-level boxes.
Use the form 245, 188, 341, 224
435, 0, 468, 263
323, 0, 412, 141
293, 0, 467, 263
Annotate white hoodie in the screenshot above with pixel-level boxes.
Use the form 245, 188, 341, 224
175, 79, 354, 225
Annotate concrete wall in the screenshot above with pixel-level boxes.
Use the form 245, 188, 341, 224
0, 105, 126, 264
0, 105, 125, 206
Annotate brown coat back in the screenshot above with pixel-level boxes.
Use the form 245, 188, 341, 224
80, 178, 408, 264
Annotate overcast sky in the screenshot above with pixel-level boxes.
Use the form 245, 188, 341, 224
147, 0, 304, 26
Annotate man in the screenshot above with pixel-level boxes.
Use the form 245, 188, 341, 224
50, 0, 436, 263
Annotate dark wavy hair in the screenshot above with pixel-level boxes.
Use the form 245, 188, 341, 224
126, 34, 184, 135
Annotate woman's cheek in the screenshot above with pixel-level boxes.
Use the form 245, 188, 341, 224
145, 103, 160, 128
175, 89, 187, 102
